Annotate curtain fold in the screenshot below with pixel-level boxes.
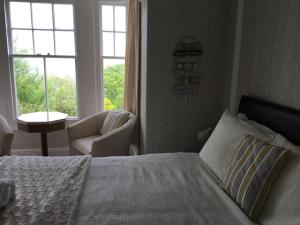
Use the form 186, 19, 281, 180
124, 0, 140, 116
124, 0, 140, 150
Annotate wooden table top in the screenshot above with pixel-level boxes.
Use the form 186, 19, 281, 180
17, 112, 68, 125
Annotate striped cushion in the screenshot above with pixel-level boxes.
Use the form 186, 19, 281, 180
222, 135, 289, 220
100, 110, 130, 135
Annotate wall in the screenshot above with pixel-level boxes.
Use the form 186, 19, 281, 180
235, 0, 300, 110
141, 0, 237, 154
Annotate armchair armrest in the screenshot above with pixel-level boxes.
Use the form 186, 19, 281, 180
91, 117, 136, 157
0, 116, 14, 156
67, 111, 109, 140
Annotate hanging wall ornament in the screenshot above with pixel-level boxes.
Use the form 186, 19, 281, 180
172, 38, 202, 104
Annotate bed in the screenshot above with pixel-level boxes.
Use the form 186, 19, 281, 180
1, 95, 300, 225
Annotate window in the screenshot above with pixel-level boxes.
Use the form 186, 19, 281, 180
7, 1, 78, 117
100, 2, 127, 110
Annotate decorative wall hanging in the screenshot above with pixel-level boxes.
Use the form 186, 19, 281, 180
172, 38, 202, 103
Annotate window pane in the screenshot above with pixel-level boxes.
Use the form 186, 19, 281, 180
46, 58, 78, 117
115, 33, 126, 57
13, 57, 46, 115
12, 30, 33, 54
102, 32, 114, 56
115, 6, 126, 32
32, 3, 53, 29
54, 4, 74, 29
10, 2, 31, 28
103, 59, 125, 110
34, 31, 54, 55
102, 5, 113, 31
55, 31, 75, 55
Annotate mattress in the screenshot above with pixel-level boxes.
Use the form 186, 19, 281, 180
75, 153, 257, 225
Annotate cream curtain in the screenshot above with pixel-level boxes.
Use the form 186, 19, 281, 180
124, 0, 140, 116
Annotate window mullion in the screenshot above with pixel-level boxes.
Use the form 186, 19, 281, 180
11, 56, 19, 116
12, 54, 76, 59
113, 5, 115, 56
102, 56, 125, 60
52, 3, 56, 55
30, 3, 36, 54
43, 57, 49, 113
11, 27, 73, 31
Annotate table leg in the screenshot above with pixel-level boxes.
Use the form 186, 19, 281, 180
41, 131, 48, 156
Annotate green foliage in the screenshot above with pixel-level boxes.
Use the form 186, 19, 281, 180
104, 97, 114, 110
103, 64, 125, 110
15, 58, 46, 114
47, 75, 78, 116
14, 57, 125, 116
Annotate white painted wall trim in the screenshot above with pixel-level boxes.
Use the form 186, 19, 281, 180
229, 0, 244, 112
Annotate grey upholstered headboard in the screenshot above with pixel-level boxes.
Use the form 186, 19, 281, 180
238, 95, 300, 145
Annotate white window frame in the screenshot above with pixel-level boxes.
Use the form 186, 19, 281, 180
98, 0, 128, 111
5, 0, 80, 119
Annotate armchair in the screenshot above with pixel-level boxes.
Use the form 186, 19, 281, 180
67, 111, 136, 157
0, 115, 14, 156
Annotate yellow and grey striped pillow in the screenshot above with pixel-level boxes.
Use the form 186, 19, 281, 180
100, 110, 130, 135
222, 135, 289, 220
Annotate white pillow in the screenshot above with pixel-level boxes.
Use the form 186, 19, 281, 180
199, 109, 273, 180
259, 134, 300, 225
237, 113, 277, 139
272, 133, 298, 150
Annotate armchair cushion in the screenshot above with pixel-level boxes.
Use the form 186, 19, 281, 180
67, 111, 109, 141
100, 110, 130, 135
71, 135, 101, 155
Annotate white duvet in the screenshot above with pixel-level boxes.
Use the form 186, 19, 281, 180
75, 153, 257, 225
0, 153, 258, 225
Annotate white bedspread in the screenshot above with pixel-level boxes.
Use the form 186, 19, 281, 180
0, 156, 91, 225
75, 153, 257, 225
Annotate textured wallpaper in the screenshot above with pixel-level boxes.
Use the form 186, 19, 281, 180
141, 0, 237, 153
237, 0, 300, 110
